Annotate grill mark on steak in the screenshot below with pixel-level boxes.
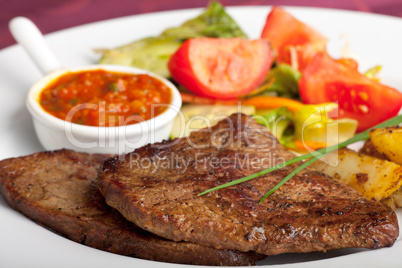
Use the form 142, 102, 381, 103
0, 149, 264, 266
98, 113, 399, 255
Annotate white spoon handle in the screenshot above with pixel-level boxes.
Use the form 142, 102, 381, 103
9, 17, 61, 74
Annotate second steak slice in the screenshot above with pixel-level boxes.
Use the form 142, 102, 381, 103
0, 149, 263, 266
98, 113, 399, 255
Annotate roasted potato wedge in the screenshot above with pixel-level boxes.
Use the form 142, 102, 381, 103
312, 148, 402, 202
369, 127, 402, 165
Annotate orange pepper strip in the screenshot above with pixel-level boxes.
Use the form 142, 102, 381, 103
293, 140, 327, 152
241, 96, 304, 112
180, 93, 304, 112
180, 93, 238, 105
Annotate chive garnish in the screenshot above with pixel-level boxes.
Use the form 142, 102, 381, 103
198, 114, 402, 203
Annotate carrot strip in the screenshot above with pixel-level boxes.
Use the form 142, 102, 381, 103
180, 93, 304, 112
293, 140, 327, 152
242, 96, 304, 112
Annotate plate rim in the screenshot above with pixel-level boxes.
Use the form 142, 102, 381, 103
0, 5, 401, 268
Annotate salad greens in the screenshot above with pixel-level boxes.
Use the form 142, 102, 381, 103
244, 64, 301, 99
98, 1, 246, 78
264, 64, 301, 98
254, 63, 301, 99
254, 107, 293, 142
99, 37, 182, 78
161, 1, 247, 39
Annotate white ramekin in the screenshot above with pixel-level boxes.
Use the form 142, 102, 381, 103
26, 64, 182, 155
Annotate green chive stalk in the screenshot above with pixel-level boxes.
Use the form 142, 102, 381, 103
198, 114, 402, 202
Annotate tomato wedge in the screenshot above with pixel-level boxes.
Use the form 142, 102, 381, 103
260, 6, 327, 70
168, 37, 273, 99
299, 52, 402, 132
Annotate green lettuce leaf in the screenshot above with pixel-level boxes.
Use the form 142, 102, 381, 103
254, 107, 293, 141
247, 64, 301, 99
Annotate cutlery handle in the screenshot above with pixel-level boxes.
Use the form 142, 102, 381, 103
9, 17, 62, 74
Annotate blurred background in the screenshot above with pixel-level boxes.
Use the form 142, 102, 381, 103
1, 0, 402, 50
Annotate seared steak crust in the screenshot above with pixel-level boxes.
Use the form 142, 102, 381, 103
0, 149, 263, 266
99, 113, 399, 255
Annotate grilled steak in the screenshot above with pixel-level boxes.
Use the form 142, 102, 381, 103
98, 113, 399, 255
0, 149, 264, 266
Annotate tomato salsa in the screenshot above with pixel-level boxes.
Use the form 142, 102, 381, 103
39, 70, 172, 127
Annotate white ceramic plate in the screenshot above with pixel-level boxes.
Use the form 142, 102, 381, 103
0, 6, 401, 268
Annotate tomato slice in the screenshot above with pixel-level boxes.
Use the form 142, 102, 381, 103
299, 52, 402, 132
260, 6, 327, 70
168, 37, 273, 99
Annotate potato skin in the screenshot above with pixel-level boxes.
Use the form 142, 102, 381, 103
369, 127, 402, 165
359, 139, 389, 160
